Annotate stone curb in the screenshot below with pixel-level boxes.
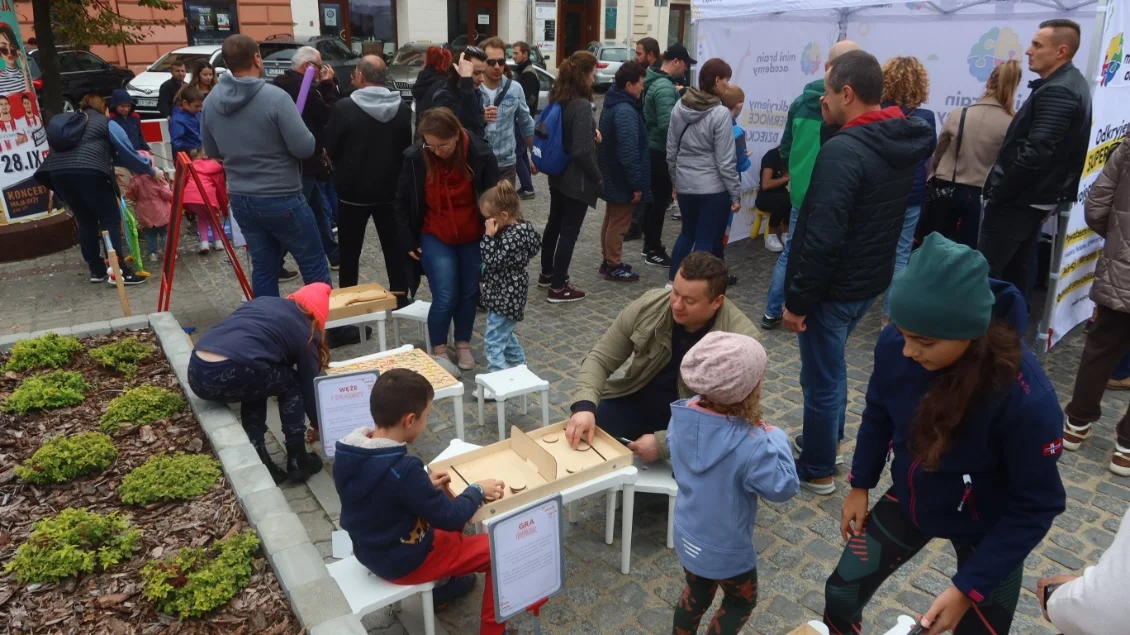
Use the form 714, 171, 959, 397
145, 312, 355, 631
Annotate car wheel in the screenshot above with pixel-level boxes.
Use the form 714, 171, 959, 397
61, 97, 77, 113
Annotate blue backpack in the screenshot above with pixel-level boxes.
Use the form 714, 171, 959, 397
532, 102, 569, 176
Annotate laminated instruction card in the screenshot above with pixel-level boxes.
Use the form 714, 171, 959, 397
313, 369, 379, 458
488, 494, 565, 621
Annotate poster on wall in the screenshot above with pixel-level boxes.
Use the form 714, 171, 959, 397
1047, 8, 1128, 348
0, 0, 50, 225
696, 16, 840, 242
536, 2, 557, 56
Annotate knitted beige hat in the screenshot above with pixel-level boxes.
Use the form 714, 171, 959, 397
680, 332, 767, 405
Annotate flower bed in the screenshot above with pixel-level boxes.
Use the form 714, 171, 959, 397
0, 330, 301, 633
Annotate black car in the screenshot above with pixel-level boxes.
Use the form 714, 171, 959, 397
259, 35, 361, 94
28, 49, 135, 113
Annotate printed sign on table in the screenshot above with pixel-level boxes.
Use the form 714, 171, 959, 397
314, 370, 379, 458
489, 495, 565, 621
0, 0, 49, 225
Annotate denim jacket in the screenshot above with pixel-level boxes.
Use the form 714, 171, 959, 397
480, 80, 535, 168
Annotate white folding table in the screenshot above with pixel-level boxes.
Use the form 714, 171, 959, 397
430, 438, 640, 574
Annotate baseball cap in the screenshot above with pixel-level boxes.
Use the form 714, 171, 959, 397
662, 44, 697, 66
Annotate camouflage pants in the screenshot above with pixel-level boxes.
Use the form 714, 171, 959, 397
672, 567, 758, 635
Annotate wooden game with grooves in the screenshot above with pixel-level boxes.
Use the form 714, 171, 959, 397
325, 348, 459, 390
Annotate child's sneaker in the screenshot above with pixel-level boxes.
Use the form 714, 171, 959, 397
198, 241, 210, 254
604, 263, 639, 282
148, 252, 159, 264
433, 575, 476, 610
1111, 445, 1130, 477
1063, 420, 1092, 451
211, 240, 224, 251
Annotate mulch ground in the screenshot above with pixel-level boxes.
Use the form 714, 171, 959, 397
0, 331, 302, 634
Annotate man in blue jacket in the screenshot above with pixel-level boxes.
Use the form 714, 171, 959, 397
597, 61, 650, 282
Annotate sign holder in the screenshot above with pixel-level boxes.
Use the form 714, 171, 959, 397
313, 368, 380, 457
157, 151, 253, 312
487, 494, 565, 626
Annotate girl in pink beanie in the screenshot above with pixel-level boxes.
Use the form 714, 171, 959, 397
667, 331, 799, 635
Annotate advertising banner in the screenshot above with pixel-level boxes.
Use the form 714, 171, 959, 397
0, 0, 50, 225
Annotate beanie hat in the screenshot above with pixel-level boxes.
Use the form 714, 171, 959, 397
680, 332, 767, 405
289, 282, 332, 329
888, 232, 994, 340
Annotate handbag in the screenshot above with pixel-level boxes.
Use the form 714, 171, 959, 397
918, 106, 968, 241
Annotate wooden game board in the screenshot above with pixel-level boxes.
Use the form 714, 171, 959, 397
326, 348, 459, 390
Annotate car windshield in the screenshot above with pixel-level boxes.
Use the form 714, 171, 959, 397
392, 48, 426, 66
600, 48, 630, 62
150, 52, 211, 72
259, 43, 300, 62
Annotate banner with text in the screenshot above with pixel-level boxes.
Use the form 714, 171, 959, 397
0, 0, 49, 225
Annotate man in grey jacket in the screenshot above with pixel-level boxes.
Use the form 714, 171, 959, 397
202, 34, 324, 300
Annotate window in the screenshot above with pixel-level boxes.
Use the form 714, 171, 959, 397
150, 52, 211, 72
600, 48, 629, 62
59, 52, 105, 73
605, 0, 617, 41
350, 0, 395, 52
317, 38, 355, 62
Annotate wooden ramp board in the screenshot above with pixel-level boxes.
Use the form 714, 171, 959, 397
329, 282, 398, 320
327, 347, 459, 390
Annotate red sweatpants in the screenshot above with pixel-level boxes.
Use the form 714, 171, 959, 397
392, 530, 505, 635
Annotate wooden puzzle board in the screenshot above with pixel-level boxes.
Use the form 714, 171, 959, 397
326, 348, 459, 390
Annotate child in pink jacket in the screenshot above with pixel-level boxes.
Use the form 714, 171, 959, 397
126, 151, 174, 264
183, 149, 230, 254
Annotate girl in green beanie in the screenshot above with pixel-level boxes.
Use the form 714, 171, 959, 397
823, 233, 1066, 635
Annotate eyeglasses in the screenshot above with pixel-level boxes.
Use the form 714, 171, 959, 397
423, 141, 455, 153
0, 46, 13, 56
486, 58, 506, 67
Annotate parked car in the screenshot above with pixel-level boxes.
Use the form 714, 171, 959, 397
259, 35, 360, 93
506, 60, 554, 112
388, 43, 429, 100
125, 45, 224, 118
28, 49, 135, 113
586, 42, 630, 90
507, 43, 548, 70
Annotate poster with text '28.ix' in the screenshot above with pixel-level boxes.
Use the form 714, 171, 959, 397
0, 0, 49, 226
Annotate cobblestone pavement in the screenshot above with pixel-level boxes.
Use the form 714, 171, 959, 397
4, 158, 1128, 634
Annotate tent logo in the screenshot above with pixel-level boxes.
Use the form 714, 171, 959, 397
967, 26, 1022, 82
801, 42, 822, 75
1101, 33, 1123, 87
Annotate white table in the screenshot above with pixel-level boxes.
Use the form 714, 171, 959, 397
326, 310, 389, 352
330, 345, 466, 439
430, 438, 640, 574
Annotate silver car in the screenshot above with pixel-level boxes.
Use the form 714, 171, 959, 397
388, 44, 430, 100
587, 43, 630, 89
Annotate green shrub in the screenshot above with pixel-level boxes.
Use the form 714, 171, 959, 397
141, 530, 260, 619
119, 453, 221, 505
15, 432, 118, 484
1, 371, 89, 414
89, 338, 155, 378
2, 333, 84, 373
100, 386, 184, 433
4, 508, 141, 584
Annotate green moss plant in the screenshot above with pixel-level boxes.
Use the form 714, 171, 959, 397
4, 508, 141, 584
1, 370, 89, 414
2, 333, 84, 373
99, 386, 184, 433
15, 432, 118, 484
141, 530, 261, 619
89, 338, 155, 378
119, 453, 221, 505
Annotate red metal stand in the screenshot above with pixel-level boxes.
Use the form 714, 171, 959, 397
157, 151, 253, 312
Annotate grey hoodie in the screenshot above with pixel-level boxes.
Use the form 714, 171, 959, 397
349, 86, 402, 122
666, 88, 741, 203
201, 73, 315, 197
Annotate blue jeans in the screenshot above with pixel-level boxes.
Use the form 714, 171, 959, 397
1115, 352, 1130, 381
419, 234, 481, 348
514, 121, 534, 193
883, 204, 922, 315
142, 226, 168, 256
485, 312, 526, 372
318, 180, 340, 226
668, 191, 732, 280
764, 207, 801, 319
231, 193, 331, 298
302, 175, 340, 265
797, 297, 874, 479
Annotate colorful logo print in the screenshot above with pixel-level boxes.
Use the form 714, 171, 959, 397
967, 27, 1022, 82
1102, 33, 1123, 87
801, 41, 822, 75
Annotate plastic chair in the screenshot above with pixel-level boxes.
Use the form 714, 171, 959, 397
475, 365, 551, 441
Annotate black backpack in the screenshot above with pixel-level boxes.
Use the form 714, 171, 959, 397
45, 112, 88, 152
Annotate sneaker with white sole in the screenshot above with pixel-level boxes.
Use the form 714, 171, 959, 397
792, 433, 844, 465
107, 266, 147, 286
1063, 421, 1092, 451
211, 240, 224, 251
799, 476, 836, 495
198, 241, 210, 254
765, 233, 784, 253
148, 252, 159, 264
1112, 446, 1130, 477
604, 263, 639, 282
643, 249, 671, 267
548, 284, 586, 303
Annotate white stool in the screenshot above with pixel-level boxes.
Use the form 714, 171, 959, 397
608, 459, 678, 549
326, 556, 436, 635
325, 311, 389, 351
474, 365, 551, 441
391, 301, 433, 354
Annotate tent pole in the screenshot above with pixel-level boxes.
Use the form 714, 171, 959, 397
1036, 0, 1110, 358
837, 8, 848, 40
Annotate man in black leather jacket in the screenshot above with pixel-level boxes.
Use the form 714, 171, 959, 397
981, 19, 1091, 300
782, 50, 935, 495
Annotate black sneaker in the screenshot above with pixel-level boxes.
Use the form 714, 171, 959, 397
727, 275, 738, 286
330, 262, 340, 272
286, 443, 324, 483
518, 189, 536, 200
107, 266, 146, 286
623, 226, 642, 241
279, 266, 300, 282
253, 439, 287, 485
761, 314, 782, 330
598, 261, 631, 275
671, 212, 682, 221
89, 268, 108, 284
643, 249, 671, 267
604, 264, 639, 282
547, 284, 586, 303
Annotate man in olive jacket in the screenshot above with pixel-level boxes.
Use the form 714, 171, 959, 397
564, 253, 760, 461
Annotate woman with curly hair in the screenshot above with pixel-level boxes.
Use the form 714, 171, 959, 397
880, 56, 937, 320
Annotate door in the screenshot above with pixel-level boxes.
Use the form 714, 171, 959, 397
467, 0, 496, 44
558, 0, 599, 64
668, 4, 692, 48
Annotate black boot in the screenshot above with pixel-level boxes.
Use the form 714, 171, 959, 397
253, 439, 287, 484
286, 443, 323, 483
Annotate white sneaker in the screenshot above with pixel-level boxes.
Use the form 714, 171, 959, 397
198, 241, 210, 254
1062, 421, 1092, 451
211, 240, 224, 251
765, 233, 784, 253
147, 253, 158, 264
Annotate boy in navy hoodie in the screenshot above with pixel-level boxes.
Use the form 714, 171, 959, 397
333, 369, 508, 635
109, 89, 151, 153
